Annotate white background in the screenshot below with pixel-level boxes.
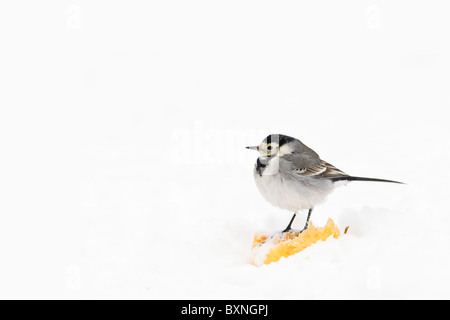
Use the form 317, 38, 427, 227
1, 1, 449, 299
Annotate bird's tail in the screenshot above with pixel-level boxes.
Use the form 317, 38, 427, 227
331, 176, 404, 184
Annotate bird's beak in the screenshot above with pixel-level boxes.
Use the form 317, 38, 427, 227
246, 146, 259, 151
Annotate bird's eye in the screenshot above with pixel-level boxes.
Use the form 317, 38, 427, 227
267, 146, 272, 151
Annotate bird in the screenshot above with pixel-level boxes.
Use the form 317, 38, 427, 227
246, 134, 403, 233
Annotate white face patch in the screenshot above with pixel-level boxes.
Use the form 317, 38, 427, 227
258, 141, 294, 158
258, 142, 279, 158
278, 142, 294, 156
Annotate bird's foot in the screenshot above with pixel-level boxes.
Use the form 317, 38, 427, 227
282, 225, 309, 236
282, 226, 293, 233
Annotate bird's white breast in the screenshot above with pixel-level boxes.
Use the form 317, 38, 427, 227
253, 159, 335, 212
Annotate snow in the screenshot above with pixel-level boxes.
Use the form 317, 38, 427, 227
1, 1, 450, 299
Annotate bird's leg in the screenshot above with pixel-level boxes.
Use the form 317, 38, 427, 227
282, 213, 297, 233
300, 208, 313, 232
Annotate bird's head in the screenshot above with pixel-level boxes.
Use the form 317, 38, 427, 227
246, 134, 296, 159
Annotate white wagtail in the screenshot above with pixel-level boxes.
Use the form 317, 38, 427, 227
247, 134, 403, 233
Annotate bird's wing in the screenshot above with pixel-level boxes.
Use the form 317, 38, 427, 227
281, 151, 348, 179
294, 160, 348, 179
285, 154, 403, 183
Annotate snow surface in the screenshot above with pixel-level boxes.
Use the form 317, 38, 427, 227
1, 1, 450, 299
